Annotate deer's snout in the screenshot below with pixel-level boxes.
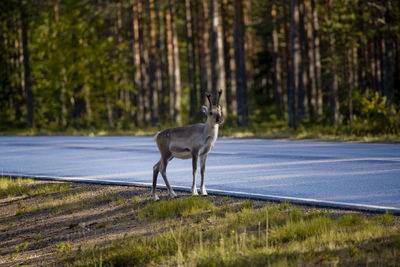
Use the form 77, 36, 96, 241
216, 114, 223, 124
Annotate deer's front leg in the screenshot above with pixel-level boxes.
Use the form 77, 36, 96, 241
191, 153, 199, 195
200, 154, 208, 195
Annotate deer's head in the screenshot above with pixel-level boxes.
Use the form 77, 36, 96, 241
202, 90, 223, 125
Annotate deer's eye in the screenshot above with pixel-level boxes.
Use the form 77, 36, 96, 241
209, 112, 212, 115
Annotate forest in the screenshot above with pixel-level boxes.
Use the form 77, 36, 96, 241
1, 0, 399, 136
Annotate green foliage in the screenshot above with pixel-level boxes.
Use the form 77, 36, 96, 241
28, 1, 134, 130
353, 92, 400, 134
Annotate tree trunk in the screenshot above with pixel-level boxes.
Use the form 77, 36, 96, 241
394, 31, 400, 103
83, 84, 92, 125
138, 0, 149, 125
147, 0, 158, 126
311, 0, 322, 116
345, 51, 353, 129
54, 2, 67, 128
132, 1, 143, 125
271, 3, 283, 118
115, 0, 128, 126
243, 1, 254, 115
166, 4, 174, 121
169, 0, 181, 125
305, 0, 316, 119
198, 0, 210, 106
234, 0, 248, 126
383, 2, 393, 102
20, 3, 34, 128
216, 0, 226, 109
209, 0, 226, 108
221, 0, 234, 117
297, 0, 306, 121
288, 0, 298, 129
157, 5, 168, 122
100, 67, 114, 128
373, 33, 382, 94
185, 0, 197, 121
327, 0, 339, 126
105, 90, 114, 128
209, 0, 217, 97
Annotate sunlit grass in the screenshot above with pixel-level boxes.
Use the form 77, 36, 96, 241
0, 177, 34, 196
0, 177, 71, 197
71, 199, 400, 266
140, 196, 215, 220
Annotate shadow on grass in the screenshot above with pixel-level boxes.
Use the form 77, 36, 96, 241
0, 186, 150, 257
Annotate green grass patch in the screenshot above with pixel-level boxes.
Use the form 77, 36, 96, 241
140, 196, 215, 220
32, 183, 72, 195
0, 177, 34, 196
74, 235, 178, 266
55, 242, 72, 258
0, 177, 71, 197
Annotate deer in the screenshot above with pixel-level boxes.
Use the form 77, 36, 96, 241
151, 90, 223, 201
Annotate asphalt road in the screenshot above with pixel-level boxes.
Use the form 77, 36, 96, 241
1, 136, 400, 213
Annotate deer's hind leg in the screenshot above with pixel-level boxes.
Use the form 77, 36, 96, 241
160, 154, 177, 198
151, 160, 161, 201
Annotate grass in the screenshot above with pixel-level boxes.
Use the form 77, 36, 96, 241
1, 178, 399, 266
140, 196, 215, 220
0, 177, 71, 197
72, 199, 400, 266
0, 177, 34, 196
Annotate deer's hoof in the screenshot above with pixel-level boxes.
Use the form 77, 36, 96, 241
152, 194, 160, 201
169, 191, 177, 198
191, 188, 199, 196
200, 187, 208, 196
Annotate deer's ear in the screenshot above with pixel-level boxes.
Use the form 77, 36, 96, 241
202, 105, 209, 114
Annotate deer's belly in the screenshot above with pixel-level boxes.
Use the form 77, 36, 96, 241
172, 151, 192, 159
170, 146, 192, 159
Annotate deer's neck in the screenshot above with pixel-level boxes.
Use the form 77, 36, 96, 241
204, 119, 219, 138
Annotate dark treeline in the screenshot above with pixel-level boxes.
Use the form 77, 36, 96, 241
1, 0, 399, 133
